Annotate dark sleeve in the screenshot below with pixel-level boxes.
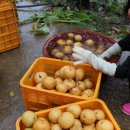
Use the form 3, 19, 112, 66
118, 34, 130, 51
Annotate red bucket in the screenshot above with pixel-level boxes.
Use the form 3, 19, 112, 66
43, 29, 120, 63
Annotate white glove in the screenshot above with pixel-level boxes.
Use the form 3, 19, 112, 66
99, 43, 122, 59
72, 46, 117, 76
72, 47, 92, 64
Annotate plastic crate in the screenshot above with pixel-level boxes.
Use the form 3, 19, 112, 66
0, 0, 12, 7
20, 57, 102, 111
43, 29, 120, 63
0, 0, 19, 20
16, 99, 121, 130
12, 0, 19, 21
0, 5, 20, 53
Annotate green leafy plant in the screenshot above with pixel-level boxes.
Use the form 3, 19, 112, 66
20, 0, 129, 39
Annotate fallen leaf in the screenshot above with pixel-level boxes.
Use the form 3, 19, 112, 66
10, 91, 16, 97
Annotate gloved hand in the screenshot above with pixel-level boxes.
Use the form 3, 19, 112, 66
72, 46, 117, 76
72, 47, 92, 64
99, 43, 122, 59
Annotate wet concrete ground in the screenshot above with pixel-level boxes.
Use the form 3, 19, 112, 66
0, 2, 130, 130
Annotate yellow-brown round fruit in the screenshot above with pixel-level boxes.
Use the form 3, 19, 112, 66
50, 122, 54, 127
76, 81, 86, 92
56, 83, 68, 93
95, 48, 104, 55
34, 72, 47, 84
63, 56, 69, 61
74, 42, 82, 47
95, 44, 105, 55
81, 94, 91, 98
96, 119, 114, 130
68, 33, 75, 38
43, 76, 56, 90
83, 123, 95, 128
94, 109, 105, 120
83, 125, 96, 130
75, 68, 85, 81
54, 70, 60, 78
69, 87, 82, 96
64, 66, 75, 79
98, 44, 105, 49
24, 128, 33, 130
50, 90, 57, 92
35, 83, 44, 89
85, 39, 94, 46
53, 52, 64, 59
74, 35, 82, 41
63, 46, 72, 54
66, 39, 73, 46
90, 123, 95, 128
70, 125, 83, 130
56, 39, 66, 46
21, 111, 37, 127
82, 89, 94, 98
59, 66, 69, 79
55, 77, 63, 85
51, 49, 59, 55
66, 104, 81, 118
80, 109, 96, 125
58, 112, 75, 129
48, 108, 62, 123
51, 124, 62, 130
33, 117, 50, 130
73, 119, 82, 126
84, 79, 93, 89
63, 79, 76, 90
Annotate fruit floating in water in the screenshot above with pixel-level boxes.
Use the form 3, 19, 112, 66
85, 39, 95, 46
74, 34, 83, 41
56, 39, 66, 46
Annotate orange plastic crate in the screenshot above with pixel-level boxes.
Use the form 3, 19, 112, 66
0, 0, 12, 7
0, 5, 20, 53
12, 1, 19, 21
20, 57, 102, 111
0, 0, 18, 20
16, 99, 121, 130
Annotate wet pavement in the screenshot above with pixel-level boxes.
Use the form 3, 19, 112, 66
0, 2, 130, 130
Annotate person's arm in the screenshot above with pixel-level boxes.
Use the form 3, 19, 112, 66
100, 34, 130, 59
99, 43, 122, 59
72, 46, 117, 76
118, 34, 130, 51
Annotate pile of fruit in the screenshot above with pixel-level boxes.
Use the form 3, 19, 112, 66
34, 65, 94, 98
21, 103, 114, 130
45, 31, 114, 61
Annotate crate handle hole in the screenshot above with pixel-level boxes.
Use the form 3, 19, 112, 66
0, 27, 5, 34
28, 72, 33, 80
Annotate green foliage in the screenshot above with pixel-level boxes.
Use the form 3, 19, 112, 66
34, 25, 50, 35
105, 0, 126, 15
20, 0, 129, 38
89, 0, 127, 15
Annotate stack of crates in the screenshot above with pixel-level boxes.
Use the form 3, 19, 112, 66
0, 0, 20, 53
16, 99, 121, 130
16, 57, 121, 130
